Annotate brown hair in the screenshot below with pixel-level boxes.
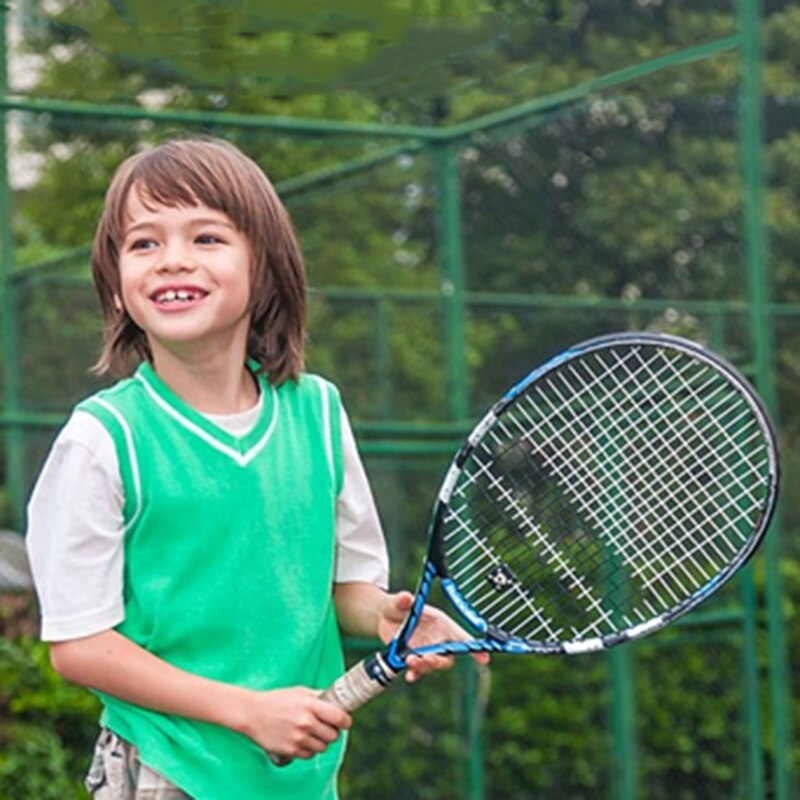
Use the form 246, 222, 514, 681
91, 137, 307, 384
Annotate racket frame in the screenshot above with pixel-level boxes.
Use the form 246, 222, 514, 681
389, 331, 780, 665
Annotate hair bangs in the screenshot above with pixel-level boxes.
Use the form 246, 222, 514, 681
124, 150, 238, 226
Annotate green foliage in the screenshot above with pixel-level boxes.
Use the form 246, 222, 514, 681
342, 669, 465, 798
0, 599, 99, 799
0, 721, 83, 799
0, 486, 12, 530
483, 654, 609, 798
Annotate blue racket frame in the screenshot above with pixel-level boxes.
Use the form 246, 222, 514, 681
380, 331, 780, 673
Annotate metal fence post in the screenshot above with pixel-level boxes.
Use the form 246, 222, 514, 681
736, 0, 794, 796
434, 141, 484, 800
0, 2, 23, 531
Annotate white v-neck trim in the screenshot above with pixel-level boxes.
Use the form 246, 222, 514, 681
135, 372, 279, 467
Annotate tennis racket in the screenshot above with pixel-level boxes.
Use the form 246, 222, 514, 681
273, 331, 779, 764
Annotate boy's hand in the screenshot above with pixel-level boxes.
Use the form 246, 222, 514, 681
377, 591, 490, 683
48, 630, 350, 762
239, 687, 352, 760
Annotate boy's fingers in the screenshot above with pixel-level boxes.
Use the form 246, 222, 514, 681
304, 722, 343, 750
404, 651, 490, 682
281, 703, 350, 759
315, 698, 352, 730
383, 591, 414, 623
405, 653, 455, 681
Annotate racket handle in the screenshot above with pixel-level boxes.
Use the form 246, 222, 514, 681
321, 652, 398, 712
269, 653, 398, 767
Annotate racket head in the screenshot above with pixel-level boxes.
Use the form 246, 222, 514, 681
425, 332, 779, 656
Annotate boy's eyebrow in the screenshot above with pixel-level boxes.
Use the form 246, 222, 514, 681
122, 216, 237, 236
188, 217, 238, 230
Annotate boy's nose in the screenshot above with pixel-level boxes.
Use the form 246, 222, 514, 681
157, 242, 196, 272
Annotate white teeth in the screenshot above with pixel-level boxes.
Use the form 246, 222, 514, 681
155, 289, 202, 303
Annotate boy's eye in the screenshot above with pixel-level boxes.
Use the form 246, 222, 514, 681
128, 238, 158, 251
196, 233, 224, 245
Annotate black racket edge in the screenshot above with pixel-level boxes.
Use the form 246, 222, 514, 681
430, 331, 781, 654
346, 332, 782, 677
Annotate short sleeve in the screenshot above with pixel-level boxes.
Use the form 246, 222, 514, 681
25, 411, 127, 641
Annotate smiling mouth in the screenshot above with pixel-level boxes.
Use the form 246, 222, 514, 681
151, 288, 208, 305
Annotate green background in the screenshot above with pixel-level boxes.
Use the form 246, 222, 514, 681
1, 1, 798, 798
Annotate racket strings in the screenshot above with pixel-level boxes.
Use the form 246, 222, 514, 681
536, 348, 769, 602
439, 343, 773, 645
445, 448, 616, 641
448, 347, 695, 633
596, 349, 768, 544
443, 500, 567, 641
533, 354, 760, 584
443, 496, 564, 639
606, 348, 769, 505
528, 348, 768, 550
444, 434, 624, 641
486, 432, 622, 631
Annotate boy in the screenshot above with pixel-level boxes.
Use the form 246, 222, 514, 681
26, 138, 485, 799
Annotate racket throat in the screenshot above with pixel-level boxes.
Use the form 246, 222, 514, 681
365, 652, 398, 687
485, 625, 511, 644
384, 641, 408, 673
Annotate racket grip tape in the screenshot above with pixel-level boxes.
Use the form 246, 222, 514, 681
269, 653, 398, 767
321, 652, 398, 712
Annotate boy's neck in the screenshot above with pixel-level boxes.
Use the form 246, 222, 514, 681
149, 344, 260, 414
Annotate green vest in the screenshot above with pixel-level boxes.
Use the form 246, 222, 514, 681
78, 363, 346, 799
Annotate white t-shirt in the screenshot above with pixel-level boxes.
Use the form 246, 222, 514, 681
26, 396, 389, 642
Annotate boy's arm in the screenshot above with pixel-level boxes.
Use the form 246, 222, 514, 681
50, 630, 351, 760
333, 582, 489, 683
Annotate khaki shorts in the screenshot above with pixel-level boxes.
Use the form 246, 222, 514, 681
85, 729, 191, 799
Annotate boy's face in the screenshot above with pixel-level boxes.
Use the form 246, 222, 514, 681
118, 187, 254, 363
